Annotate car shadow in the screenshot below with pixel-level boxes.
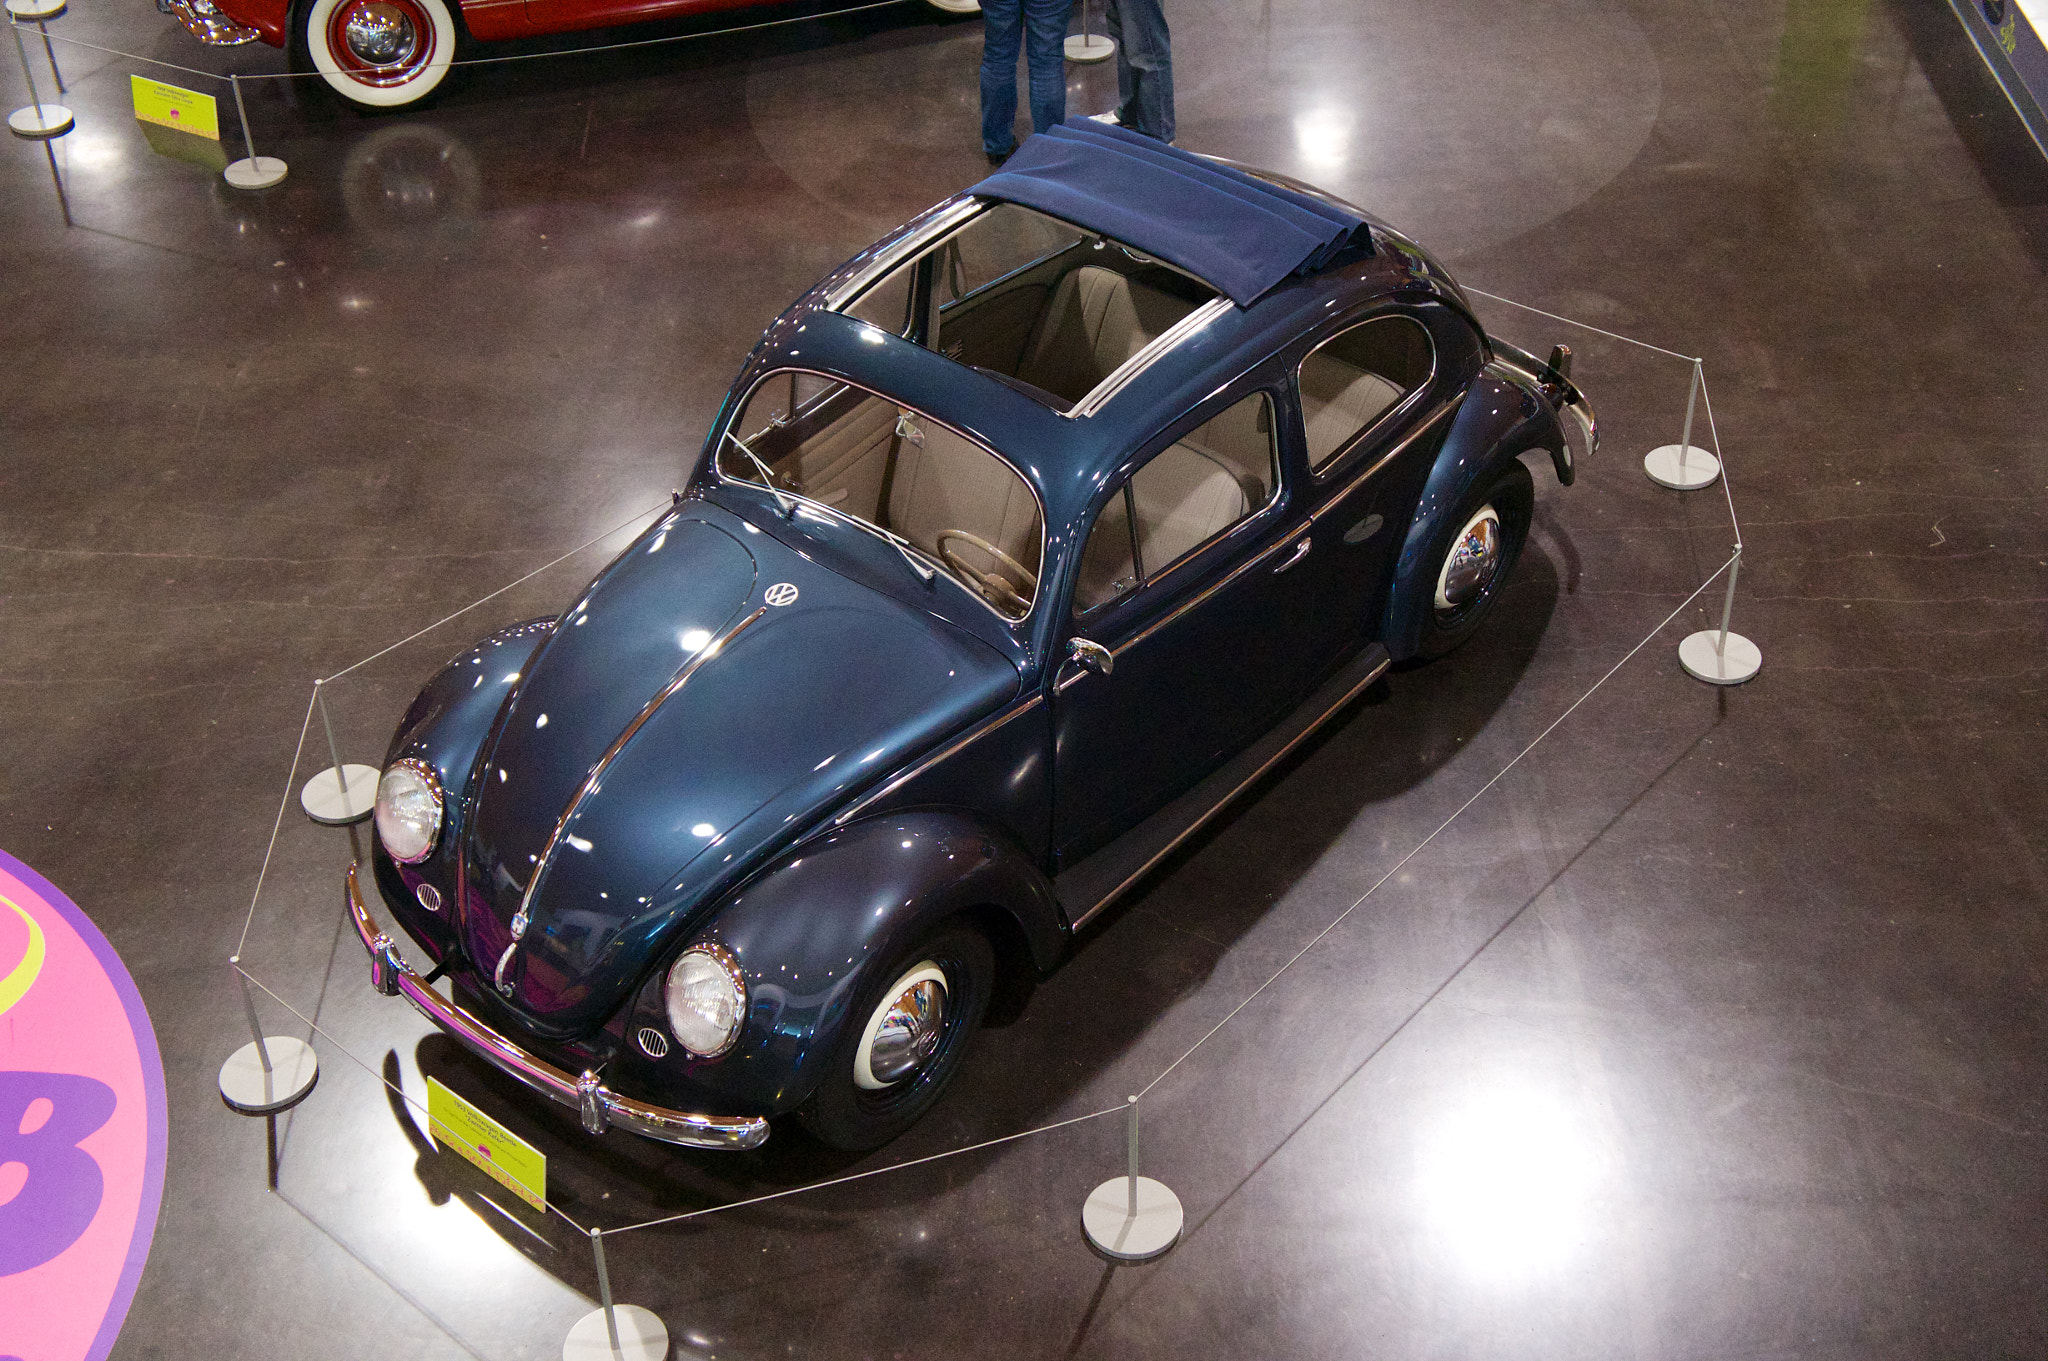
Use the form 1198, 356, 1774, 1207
392, 509, 1572, 1249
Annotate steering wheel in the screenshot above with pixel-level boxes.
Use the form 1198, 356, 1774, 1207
935, 530, 1038, 614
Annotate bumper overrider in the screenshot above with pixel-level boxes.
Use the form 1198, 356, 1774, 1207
345, 864, 770, 1151
157, 0, 261, 45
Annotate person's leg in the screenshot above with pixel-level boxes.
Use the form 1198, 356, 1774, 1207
980, 0, 1024, 155
1022, 0, 1068, 135
1103, 0, 1136, 122
1117, 0, 1173, 142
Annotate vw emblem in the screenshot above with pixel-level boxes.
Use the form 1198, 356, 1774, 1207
764, 582, 799, 607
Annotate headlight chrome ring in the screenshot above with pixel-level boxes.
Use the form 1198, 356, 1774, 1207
375, 758, 444, 864
664, 943, 747, 1059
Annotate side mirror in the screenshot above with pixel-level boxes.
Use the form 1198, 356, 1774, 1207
1067, 637, 1114, 677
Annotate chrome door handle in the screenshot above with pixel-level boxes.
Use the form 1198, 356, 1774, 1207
1272, 537, 1312, 574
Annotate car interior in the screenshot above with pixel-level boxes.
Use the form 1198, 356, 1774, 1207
1296, 314, 1435, 470
846, 203, 1220, 409
719, 373, 1045, 621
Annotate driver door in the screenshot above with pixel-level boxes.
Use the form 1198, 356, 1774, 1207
1050, 389, 1319, 867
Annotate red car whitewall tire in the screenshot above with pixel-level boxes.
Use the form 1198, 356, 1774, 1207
302, 0, 458, 109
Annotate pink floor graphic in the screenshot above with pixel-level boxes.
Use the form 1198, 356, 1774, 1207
0, 849, 167, 1361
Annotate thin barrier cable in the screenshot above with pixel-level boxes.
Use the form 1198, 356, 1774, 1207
1133, 551, 1741, 1103
1462, 286, 1700, 364
232, 962, 594, 1235
321, 498, 665, 684
10, 0, 912, 86
606, 1103, 1127, 1235
1695, 366, 1742, 548
233, 685, 320, 959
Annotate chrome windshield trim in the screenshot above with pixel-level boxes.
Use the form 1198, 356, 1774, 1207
516, 605, 770, 928
1307, 393, 1465, 522
346, 866, 770, 1151
832, 693, 1045, 826
824, 199, 986, 313
1068, 295, 1236, 419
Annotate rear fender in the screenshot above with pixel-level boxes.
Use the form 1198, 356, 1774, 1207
621, 810, 1063, 1117
1381, 376, 1562, 661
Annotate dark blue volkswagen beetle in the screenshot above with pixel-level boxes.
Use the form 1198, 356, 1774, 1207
348, 122, 1596, 1153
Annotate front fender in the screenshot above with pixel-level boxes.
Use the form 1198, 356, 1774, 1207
1381, 376, 1563, 661
612, 810, 1063, 1118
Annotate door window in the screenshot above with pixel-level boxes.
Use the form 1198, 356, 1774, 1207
1074, 391, 1278, 614
1297, 315, 1434, 471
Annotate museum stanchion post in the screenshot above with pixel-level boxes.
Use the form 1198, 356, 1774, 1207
6, 0, 64, 89
218, 956, 319, 1185
302, 677, 377, 835
1643, 357, 1719, 490
1065, 0, 1114, 63
562, 1228, 668, 1361
7, 9, 71, 138
1081, 1094, 1182, 1260
1679, 546, 1760, 685
223, 71, 287, 189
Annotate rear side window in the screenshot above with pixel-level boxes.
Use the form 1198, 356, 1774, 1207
1298, 315, 1434, 471
1074, 392, 1278, 614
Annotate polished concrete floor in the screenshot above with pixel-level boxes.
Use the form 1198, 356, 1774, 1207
4, 0, 2047, 1357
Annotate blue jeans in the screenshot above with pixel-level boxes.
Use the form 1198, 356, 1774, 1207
1104, 0, 1173, 143
981, 0, 1069, 155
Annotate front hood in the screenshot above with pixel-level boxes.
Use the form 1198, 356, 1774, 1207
460, 506, 1019, 1035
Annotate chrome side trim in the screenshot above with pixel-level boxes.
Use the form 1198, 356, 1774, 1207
1068, 295, 1237, 419
824, 199, 986, 313
832, 693, 1045, 827
517, 606, 769, 927
162, 0, 260, 45
1307, 394, 1466, 523
1112, 525, 1304, 659
1066, 648, 1392, 930
346, 866, 770, 1151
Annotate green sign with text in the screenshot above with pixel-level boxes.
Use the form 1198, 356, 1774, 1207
426, 1076, 547, 1212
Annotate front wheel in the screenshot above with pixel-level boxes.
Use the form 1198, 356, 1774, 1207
300, 0, 458, 110
1413, 459, 1534, 660
797, 924, 993, 1151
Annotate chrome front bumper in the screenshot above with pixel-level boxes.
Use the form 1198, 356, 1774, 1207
345, 865, 770, 1152
157, 0, 261, 44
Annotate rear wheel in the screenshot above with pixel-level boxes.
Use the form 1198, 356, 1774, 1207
1414, 459, 1534, 660
797, 924, 993, 1151
300, 0, 458, 110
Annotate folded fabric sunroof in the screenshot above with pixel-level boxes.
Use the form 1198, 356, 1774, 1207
969, 119, 1372, 308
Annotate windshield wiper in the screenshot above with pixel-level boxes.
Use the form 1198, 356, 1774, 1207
725, 431, 796, 516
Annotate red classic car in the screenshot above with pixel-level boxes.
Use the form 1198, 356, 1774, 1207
161, 0, 980, 109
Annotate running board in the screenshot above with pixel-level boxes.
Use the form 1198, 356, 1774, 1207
1057, 642, 1391, 930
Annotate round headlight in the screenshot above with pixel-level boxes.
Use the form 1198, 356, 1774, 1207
375, 759, 443, 864
664, 946, 746, 1058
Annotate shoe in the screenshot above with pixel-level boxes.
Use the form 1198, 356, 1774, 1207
1088, 110, 1121, 126
985, 147, 1014, 167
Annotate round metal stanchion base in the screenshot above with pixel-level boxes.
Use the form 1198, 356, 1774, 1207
563, 1305, 668, 1361
218, 1036, 319, 1114
1643, 443, 1721, 490
301, 763, 378, 825
9, 103, 72, 139
1065, 33, 1115, 62
1082, 1176, 1182, 1261
6, 0, 67, 17
224, 155, 288, 189
1678, 629, 1760, 685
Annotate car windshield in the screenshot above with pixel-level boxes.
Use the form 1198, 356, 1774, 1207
717, 370, 1045, 623
842, 202, 1220, 411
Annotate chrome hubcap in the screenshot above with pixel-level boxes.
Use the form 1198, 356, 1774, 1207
344, 3, 416, 65
855, 965, 948, 1090
1435, 506, 1502, 610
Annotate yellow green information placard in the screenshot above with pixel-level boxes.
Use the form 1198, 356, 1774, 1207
427, 1076, 547, 1212
130, 75, 220, 141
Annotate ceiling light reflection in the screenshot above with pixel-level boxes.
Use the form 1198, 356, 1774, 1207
1293, 108, 1355, 171
1414, 1080, 1607, 1281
